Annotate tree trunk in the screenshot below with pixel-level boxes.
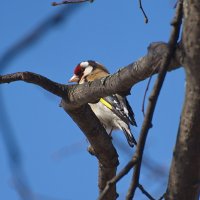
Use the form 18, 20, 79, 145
166, 0, 200, 199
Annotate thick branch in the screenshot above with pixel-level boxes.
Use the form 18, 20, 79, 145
0, 42, 181, 106
166, 0, 200, 199
61, 102, 119, 200
64, 42, 181, 108
126, 1, 183, 199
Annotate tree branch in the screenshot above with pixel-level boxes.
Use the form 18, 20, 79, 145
52, 0, 93, 6
98, 157, 138, 200
0, 42, 181, 106
0, 41, 182, 200
138, 0, 148, 23
138, 184, 155, 200
0, 72, 67, 98
61, 102, 119, 200
64, 42, 181, 108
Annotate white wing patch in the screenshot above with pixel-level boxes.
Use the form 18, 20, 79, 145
123, 106, 129, 116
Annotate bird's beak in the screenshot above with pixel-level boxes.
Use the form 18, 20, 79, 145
68, 74, 79, 83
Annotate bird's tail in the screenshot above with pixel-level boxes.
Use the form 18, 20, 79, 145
122, 127, 137, 147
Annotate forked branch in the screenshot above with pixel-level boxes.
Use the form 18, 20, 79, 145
0, 42, 182, 200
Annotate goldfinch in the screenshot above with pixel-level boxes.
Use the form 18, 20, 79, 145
69, 60, 137, 147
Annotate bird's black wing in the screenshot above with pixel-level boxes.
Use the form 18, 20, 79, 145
102, 95, 137, 126
124, 97, 137, 126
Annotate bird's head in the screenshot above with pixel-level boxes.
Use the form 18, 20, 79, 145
69, 60, 109, 84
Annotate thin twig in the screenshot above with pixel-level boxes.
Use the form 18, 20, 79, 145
52, 0, 93, 6
142, 66, 158, 116
142, 75, 152, 117
158, 192, 166, 200
138, 184, 155, 200
138, 0, 148, 23
126, 1, 183, 199
115, 137, 168, 177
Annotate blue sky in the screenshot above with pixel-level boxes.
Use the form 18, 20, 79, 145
0, 1, 185, 199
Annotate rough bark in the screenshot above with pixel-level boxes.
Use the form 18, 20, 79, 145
166, 0, 200, 199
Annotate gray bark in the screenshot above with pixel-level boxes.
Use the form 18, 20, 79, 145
166, 0, 200, 199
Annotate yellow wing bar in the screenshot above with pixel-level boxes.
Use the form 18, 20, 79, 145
100, 98, 112, 110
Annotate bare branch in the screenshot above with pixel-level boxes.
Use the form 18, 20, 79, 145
138, 0, 148, 23
0, 72, 67, 98
158, 193, 166, 200
64, 42, 181, 108
138, 184, 155, 200
0, 41, 182, 200
61, 102, 119, 200
142, 73, 153, 117
0, 42, 181, 108
126, 1, 183, 199
52, 0, 93, 6
0, 43, 181, 105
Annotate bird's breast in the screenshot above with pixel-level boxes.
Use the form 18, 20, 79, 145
89, 101, 118, 129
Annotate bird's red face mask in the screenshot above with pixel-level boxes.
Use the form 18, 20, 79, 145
69, 64, 84, 83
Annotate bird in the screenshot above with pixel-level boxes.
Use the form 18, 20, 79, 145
69, 60, 137, 147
